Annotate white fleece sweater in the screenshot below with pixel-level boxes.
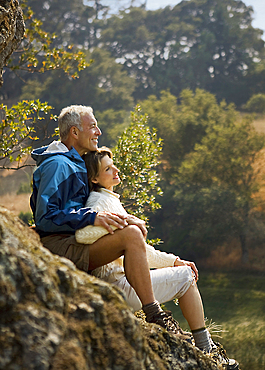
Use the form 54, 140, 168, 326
75, 188, 177, 283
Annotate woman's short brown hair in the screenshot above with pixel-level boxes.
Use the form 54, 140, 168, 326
82, 146, 113, 192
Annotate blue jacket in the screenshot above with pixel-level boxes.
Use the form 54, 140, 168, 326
30, 141, 97, 233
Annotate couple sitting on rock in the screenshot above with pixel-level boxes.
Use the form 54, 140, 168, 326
30, 105, 238, 370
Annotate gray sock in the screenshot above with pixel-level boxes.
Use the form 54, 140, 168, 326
142, 300, 163, 322
192, 327, 213, 352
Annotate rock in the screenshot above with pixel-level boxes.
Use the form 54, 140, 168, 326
0, 206, 220, 370
0, 0, 25, 87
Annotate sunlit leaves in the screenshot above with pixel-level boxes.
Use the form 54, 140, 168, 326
113, 105, 163, 220
0, 100, 54, 170
1, 1, 92, 171
178, 114, 265, 201
7, 4, 90, 78
174, 97, 265, 259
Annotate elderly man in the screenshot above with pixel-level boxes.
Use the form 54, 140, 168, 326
30, 105, 166, 318
30, 105, 238, 370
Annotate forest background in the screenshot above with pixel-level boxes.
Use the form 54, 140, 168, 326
0, 1, 265, 369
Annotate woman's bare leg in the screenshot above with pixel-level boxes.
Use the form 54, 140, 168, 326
178, 283, 206, 331
88, 225, 155, 306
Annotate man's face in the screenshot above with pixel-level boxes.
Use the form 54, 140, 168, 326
75, 113, 102, 156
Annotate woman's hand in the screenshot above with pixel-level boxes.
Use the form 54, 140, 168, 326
94, 211, 128, 234
174, 257, 199, 282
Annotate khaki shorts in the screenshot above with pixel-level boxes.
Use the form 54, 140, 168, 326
41, 234, 90, 272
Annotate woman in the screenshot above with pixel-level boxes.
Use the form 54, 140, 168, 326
75, 147, 239, 370
76, 147, 196, 312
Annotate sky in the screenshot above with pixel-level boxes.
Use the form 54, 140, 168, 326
146, 0, 265, 38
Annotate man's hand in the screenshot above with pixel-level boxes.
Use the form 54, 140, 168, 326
126, 215, 148, 239
94, 211, 128, 234
174, 257, 199, 282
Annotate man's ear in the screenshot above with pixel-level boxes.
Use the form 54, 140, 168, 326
70, 126, 79, 139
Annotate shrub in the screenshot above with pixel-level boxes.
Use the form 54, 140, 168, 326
244, 94, 265, 113
19, 211, 33, 226
17, 181, 31, 195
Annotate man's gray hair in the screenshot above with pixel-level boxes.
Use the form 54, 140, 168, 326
58, 105, 94, 141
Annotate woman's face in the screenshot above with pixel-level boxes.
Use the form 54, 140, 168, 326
93, 155, 120, 191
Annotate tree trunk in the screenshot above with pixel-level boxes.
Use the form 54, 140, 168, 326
239, 232, 249, 263
239, 202, 250, 263
0, 0, 25, 87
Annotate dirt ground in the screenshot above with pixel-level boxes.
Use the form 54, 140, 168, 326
0, 193, 31, 215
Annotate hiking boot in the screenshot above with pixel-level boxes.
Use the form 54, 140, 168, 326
208, 341, 239, 370
147, 310, 193, 343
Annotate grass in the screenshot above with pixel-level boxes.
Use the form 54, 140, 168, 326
165, 271, 265, 370
253, 115, 265, 134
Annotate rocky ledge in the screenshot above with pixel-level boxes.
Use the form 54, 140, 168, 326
0, 206, 220, 370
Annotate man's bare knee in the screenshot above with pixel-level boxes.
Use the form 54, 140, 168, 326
121, 225, 146, 249
124, 224, 145, 239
